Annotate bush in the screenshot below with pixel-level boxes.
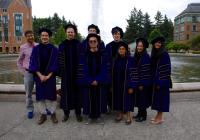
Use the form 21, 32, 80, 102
166, 42, 190, 52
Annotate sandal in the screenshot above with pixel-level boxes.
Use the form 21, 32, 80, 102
151, 119, 164, 124
125, 119, 132, 125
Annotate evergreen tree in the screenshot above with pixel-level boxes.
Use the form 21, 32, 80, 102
154, 11, 163, 27
124, 7, 139, 43
160, 15, 174, 43
143, 13, 152, 38
54, 26, 66, 45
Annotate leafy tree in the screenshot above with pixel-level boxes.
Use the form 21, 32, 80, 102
148, 28, 163, 43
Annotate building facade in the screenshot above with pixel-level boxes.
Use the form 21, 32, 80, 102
0, 0, 32, 53
174, 3, 200, 43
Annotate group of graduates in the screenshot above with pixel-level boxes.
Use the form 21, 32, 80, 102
28, 24, 172, 125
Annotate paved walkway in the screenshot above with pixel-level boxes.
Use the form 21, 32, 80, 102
0, 91, 200, 140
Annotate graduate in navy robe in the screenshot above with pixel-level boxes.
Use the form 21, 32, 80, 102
105, 26, 125, 112
80, 24, 105, 54
77, 34, 110, 124
133, 38, 152, 122
112, 41, 135, 125
58, 24, 83, 122
29, 28, 58, 125
150, 36, 172, 124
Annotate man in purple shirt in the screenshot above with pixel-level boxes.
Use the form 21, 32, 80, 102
17, 30, 37, 119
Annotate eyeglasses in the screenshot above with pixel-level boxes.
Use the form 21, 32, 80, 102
89, 40, 97, 44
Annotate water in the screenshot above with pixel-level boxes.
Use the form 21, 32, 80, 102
0, 54, 199, 84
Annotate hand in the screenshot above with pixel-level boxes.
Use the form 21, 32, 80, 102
43, 73, 52, 82
39, 75, 46, 82
139, 86, 144, 91
91, 80, 98, 86
128, 88, 133, 94
43, 76, 49, 82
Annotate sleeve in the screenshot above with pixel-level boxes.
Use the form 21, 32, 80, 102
29, 47, 39, 73
127, 57, 138, 88
155, 53, 171, 88
138, 54, 152, 86
95, 54, 111, 85
76, 55, 93, 86
17, 46, 25, 74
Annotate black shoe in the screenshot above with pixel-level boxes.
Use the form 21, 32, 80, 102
62, 115, 69, 122
76, 115, 83, 122
135, 116, 146, 122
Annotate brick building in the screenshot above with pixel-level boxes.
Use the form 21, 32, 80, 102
174, 3, 200, 43
0, 0, 32, 53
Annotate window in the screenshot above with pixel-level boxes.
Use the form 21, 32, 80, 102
181, 26, 184, 32
17, 37, 22, 42
192, 16, 197, 23
192, 25, 196, 31
175, 26, 179, 33
175, 19, 180, 25
14, 14, 23, 36
198, 16, 200, 22
186, 16, 192, 22
180, 17, 184, 23
2, 9, 7, 12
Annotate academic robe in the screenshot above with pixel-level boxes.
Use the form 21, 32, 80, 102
29, 43, 58, 101
76, 49, 110, 118
133, 52, 152, 110
151, 51, 171, 112
105, 41, 125, 107
58, 39, 81, 110
112, 56, 135, 112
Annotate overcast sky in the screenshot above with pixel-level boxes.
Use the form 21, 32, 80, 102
32, 0, 200, 43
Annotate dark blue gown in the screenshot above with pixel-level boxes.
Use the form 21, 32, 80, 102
133, 52, 152, 110
151, 51, 171, 112
77, 49, 110, 118
105, 41, 125, 108
112, 56, 135, 112
58, 39, 81, 113
29, 43, 58, 101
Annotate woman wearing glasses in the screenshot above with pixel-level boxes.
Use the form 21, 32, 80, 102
77, 34, 110, 124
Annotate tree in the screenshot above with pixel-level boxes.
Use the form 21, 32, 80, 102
124, 7, 141, 43
143, 13, 152, 38
160, 15, 174, 44
54, 26, 66, 45
154, 11, 163, 27
148, 28, 163, 43
136, 9, 144, 37
32, 14, 83, 43
51, 13, 62, 33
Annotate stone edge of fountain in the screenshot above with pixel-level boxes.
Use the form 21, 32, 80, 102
0, 83, 200, 94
